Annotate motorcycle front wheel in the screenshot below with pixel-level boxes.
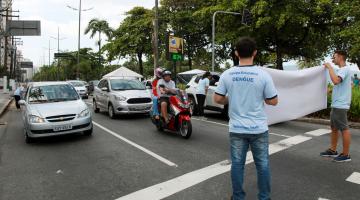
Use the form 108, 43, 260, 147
179, 120, 192, 139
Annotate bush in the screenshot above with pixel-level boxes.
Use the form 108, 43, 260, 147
310, 86, 360, 122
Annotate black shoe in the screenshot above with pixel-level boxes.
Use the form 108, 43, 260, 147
320, 148, 338, 157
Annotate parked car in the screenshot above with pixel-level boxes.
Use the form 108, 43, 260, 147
19, 82, 93, 143
67, 80, 88, 99
185, 72, 228, 116
93, 77, 153, 118
88, 80, 99, 95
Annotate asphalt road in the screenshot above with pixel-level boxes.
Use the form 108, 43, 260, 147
0, 99, 359, 200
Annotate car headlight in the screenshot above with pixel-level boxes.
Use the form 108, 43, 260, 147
114, 95, 126, 101
29, 115, 45, 123
78, 108, 90, 118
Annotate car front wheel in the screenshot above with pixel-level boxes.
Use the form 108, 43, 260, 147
108, 104, 116, 119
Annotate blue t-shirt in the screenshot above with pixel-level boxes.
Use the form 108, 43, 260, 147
215, 66, 277, 134
331, 66, 352, 109
196, 78, 210, 95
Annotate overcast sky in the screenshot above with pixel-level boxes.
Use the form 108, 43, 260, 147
13, 0, 154, 68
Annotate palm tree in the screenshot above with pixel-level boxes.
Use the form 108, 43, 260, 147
84, 19, 113, 65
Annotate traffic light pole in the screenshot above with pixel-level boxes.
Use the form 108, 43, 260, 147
211, 11, 241, 72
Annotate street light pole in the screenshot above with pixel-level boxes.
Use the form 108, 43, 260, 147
212, 11, 241, 72
153, 0, 159, 72
51, 27, 66, 81
67, 1, 93, 80
48, 40, 51, 67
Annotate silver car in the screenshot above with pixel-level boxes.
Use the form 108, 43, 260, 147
19, 82, 93, 143
67, 80, 88, 99
93, 78, 152, 118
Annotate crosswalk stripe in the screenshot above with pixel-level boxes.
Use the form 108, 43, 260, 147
115, 134, 312, 200
346, 172, 360, 184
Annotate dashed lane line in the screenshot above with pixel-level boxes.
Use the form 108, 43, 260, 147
92, 121, 178, 167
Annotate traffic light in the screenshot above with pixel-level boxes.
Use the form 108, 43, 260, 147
242, 9, 253, 26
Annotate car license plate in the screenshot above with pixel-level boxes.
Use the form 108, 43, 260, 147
53, 124, 72, 132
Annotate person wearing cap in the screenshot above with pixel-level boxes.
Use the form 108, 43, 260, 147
157, 70, 176, 124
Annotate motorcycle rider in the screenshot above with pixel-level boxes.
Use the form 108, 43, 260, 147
152, 67, 164, 119
157, 70, 176, 124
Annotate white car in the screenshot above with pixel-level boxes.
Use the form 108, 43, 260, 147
185, 72, 228, 116
93, 77, 153, 118
67, 80, 88, 99
19, 82, 93, 143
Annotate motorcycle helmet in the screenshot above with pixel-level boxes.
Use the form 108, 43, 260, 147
155, 67, 164, 79
162, 70, 172, 77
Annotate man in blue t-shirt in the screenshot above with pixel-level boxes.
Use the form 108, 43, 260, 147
214, 37, 278, 200
321, 50, 352, 162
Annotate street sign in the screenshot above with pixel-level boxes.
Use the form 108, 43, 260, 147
20, 62, 33, 68
167, 35, 184, 61
54, 53, 72, 58
6, 20, 41, 36
171, 53, 183, 61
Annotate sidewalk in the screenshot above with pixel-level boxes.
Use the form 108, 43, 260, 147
0, 92, 13, 117
296, 117, 360, 129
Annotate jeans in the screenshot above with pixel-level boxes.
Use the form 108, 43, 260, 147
230, 131, 271, 200
14, 95, 21, 109
152, 97, 159, 116
196, 94, 206, 116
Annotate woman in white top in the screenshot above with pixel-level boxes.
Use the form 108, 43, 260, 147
196, 71, 212, 116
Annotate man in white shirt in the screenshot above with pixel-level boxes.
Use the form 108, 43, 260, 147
157, 70, 176, 124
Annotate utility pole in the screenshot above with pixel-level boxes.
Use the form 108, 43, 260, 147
67, 1, 93, 80
153, 0, 159, 73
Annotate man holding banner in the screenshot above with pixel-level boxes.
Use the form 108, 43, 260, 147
214, 37, 278, 200
321, 50, 352, 162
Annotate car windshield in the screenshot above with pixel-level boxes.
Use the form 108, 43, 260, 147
92, 80, 99, 86
69, 81, 84, 87
110, 79, 146, 90
28, 84, 79, 104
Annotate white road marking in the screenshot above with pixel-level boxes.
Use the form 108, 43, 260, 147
193, 117, 291, 138
304, 129, 330, 136
318, 198, 330, 200
116, 134, 312, 200
269, 132, 291, 138
92, 121, 177, 167
192, 117, 228, 127
346, 172, 360, 184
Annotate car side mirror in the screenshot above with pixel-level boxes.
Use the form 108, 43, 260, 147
101, 87, 109, 92
19, 100, 26, 105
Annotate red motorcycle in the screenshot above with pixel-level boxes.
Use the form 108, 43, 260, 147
151, 89, 192, 139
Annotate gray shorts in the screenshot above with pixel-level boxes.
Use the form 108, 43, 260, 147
330, 108, 349, 131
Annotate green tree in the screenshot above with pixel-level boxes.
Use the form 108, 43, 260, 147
331, 0, 360, 69
197, 0, 334, 69
160, 0, 213, 70
85, 18, 113, 64
103, 7, 153, 75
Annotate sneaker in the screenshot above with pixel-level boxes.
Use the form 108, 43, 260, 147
320, 149, 338, 157
333, 154, 351, 162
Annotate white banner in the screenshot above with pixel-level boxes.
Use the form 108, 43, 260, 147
264, 66, 328, 125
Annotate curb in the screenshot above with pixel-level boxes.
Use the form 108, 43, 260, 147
295, 117, 360, 129
0, 98, 13, 117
